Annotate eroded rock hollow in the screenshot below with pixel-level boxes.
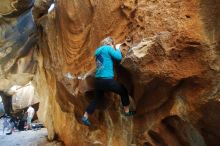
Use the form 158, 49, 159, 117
0, 0, 220, 145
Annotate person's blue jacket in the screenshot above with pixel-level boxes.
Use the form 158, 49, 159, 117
95, 45, 122, 79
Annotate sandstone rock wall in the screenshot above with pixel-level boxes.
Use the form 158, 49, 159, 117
0, 0, 39, 113
35, 0, 220, 145
0, 0, 220, 146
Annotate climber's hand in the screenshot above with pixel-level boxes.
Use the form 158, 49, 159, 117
115, 43, 122, 50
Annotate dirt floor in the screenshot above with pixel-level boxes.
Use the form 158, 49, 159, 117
0, 119, 63, 146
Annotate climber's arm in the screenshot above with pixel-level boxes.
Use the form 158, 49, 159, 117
107, 46, 122, 61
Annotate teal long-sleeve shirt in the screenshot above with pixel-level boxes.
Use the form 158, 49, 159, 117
95, 45, 122, 79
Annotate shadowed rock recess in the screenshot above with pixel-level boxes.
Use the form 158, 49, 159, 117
0, 0, 220, 145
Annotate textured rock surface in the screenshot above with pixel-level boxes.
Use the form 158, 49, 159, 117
0, 0, 220, 146
0, 0, 38, 113
0, 0, 37, 91
9, 83, 39, 110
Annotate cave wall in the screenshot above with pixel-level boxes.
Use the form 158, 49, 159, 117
0, 0, 40, 114
35, 0, 220, 146
0, 0, 220, 146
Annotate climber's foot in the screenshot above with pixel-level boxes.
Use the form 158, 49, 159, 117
81, 117, 91, 126
124, 110, 136, 116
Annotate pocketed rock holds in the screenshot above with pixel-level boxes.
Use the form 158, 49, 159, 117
1, 0, 220, 146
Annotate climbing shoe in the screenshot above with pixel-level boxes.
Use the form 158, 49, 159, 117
124, 110, 136, 116
81, 117, 91, 126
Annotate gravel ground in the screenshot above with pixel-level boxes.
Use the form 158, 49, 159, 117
0, 119, 63, 146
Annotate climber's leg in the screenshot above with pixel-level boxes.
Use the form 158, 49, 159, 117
82, 79, 104, 126
96, 78, 136, 116
86, 90, 104, 115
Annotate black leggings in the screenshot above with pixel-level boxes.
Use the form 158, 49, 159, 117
86, 78, 130, 114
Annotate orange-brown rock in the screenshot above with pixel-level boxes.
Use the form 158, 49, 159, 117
0, 0, 220, 146
34, 0, 220, 145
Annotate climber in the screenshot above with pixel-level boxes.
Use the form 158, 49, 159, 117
81, 37, 136, 126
